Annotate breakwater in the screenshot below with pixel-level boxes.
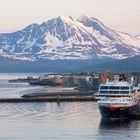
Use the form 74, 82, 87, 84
0, 91, 96, 102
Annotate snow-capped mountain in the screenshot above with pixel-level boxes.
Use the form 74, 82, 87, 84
0, 15, 140, 62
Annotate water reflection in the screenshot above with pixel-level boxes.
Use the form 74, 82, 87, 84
98, 118, 140, 140
0, 102, 140, 140
99, 118, 132, 129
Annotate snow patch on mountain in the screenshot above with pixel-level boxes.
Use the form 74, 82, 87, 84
136, 34, 140, 39
101, 46, 117, 53
45, 33, 61, 47
117, 32, 140, 47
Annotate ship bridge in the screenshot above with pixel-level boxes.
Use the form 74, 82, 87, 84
95, 75, 140, 99
99, 81, 131, 95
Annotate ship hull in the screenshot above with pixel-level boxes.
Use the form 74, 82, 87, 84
99, 105, 139, 119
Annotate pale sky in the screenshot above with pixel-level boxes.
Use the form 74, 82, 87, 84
0, 0, 139, 35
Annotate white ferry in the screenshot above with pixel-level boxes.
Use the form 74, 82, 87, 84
95, 76, 140, 118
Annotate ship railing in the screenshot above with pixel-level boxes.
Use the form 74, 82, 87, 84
95, 93, 131, 98
99, 89, 130, 94
98, 100, 131, 104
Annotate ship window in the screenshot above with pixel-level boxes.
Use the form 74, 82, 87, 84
100, 86, 108, 89
109, 86, 120, 90
108, 91, 119, 94
100, 91, 108, 94
120, 91, 129, 94
121, 86, 129, 90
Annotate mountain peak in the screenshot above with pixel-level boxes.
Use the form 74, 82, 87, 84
77, 15, 100, 24
55, 16, 75, 22
77, 15, 105, 32
77, 15, 92, 21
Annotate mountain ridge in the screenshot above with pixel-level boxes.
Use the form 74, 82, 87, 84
0, 15, 140, 72
0, 15, 140, 61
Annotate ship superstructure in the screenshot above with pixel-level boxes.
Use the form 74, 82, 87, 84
95, 75, 140, 118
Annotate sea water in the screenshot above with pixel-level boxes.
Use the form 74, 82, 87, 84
0, 73, 140, 140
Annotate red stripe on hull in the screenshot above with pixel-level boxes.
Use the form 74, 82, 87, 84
109, 107, 119, 111
99, 104, 139, 118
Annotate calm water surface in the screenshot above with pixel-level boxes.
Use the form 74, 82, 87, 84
0, 73, 140, 140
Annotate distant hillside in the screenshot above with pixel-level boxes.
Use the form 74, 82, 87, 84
82, 55, 140, 72
0, 57, 97, 72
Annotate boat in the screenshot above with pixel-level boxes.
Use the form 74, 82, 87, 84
95, 75, 140, 119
